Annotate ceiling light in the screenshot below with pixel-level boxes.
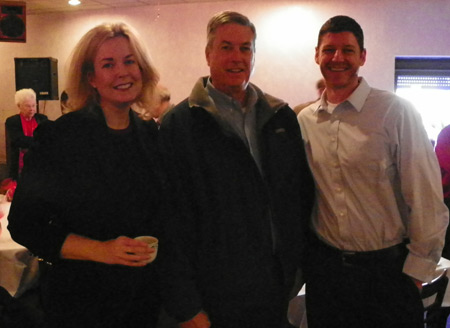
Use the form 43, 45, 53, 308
68, 0, 81, 6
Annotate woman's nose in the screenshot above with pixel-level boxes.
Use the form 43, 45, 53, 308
115, 63, 129, 76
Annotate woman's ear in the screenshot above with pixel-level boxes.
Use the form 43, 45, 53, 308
87, 72, 96, 88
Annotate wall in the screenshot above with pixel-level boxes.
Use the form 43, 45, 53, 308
0, 0, 449, 164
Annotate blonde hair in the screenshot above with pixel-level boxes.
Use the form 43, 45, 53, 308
15, 88, 36, 107
65, 22, 159, 111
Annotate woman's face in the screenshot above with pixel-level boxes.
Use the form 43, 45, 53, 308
88, 36, 143, 110
18, 97, 37, 119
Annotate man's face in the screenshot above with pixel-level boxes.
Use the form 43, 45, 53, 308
315, 31, 366, 90
206, 23, 255, 99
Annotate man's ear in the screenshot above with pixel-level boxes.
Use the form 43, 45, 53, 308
360, 48, 367, 67
315, 47, 319, 65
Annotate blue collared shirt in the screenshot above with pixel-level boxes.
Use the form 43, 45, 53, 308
205, 80, 262, 171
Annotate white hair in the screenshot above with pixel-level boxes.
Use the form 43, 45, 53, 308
15, 88, 36, 106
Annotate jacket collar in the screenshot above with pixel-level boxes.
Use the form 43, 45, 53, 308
81, 103, 144, 131
188, 76, 287, 114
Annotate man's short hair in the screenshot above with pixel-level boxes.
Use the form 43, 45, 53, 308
206, 11, 256, 49
317, 15, 364, 51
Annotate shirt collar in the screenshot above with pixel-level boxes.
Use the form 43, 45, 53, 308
206, 78, 257, 113
314, 77, 370, 114
20, 113, 35, 121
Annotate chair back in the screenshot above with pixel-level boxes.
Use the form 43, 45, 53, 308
421, 269, 449, 327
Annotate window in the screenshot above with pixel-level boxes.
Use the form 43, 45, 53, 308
395, 56, 450, 144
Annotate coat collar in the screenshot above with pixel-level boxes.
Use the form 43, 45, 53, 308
187, 76, 288, 131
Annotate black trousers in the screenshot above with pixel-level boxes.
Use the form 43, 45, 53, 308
203, 260, 291, 328
206, 304, 289, 328
304, 236, 424, 328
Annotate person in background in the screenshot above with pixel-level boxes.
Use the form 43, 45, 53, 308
8, 22, 164, 328
158, 10, 314, 328
293, 78, 325, 115
139, 84, 173, 129
435, 124, 450, 258
297, 15, 448, 328
5, 88, 48, 181
151, 85, 172, 125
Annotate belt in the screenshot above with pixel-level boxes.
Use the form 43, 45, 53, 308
311, 234, 407, 264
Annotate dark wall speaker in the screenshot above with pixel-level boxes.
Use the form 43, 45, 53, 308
0, 1, 26, 42
15, 57, 59, 100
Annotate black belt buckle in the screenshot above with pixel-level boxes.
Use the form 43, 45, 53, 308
341, 251, 357, 264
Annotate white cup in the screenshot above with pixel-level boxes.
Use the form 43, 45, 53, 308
134, 236, 159, 264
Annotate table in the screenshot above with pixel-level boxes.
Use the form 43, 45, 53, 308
0, 197, 39, 297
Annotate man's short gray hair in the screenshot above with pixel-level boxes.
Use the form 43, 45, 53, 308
206, 11, 256, 49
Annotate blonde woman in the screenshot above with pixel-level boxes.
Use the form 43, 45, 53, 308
8, 23, 164, 328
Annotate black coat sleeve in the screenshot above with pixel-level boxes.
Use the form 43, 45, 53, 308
7, 121, 71, 263
156, 104, 204, 322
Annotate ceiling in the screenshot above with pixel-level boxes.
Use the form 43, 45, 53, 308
1, 0, 236, 15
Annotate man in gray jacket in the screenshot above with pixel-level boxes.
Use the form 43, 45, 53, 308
158, 11, 314, 328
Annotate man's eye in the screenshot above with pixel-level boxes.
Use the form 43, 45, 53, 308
102, 63, 113, 69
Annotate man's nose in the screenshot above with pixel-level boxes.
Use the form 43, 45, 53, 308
229, 48, 244, 61
332, 50, 344, 61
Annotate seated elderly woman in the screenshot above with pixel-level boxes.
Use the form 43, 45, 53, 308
5, 88, 48, 180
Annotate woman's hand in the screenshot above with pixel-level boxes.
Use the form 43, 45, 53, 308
97, 236, 154, 266
61, 234, 155, 266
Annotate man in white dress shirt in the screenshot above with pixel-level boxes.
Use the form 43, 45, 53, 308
298, 15, 449, 328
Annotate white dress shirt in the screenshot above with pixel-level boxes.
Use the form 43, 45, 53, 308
298, 77, 449, 282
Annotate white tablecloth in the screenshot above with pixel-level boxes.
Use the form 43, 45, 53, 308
0, 197, 39, 297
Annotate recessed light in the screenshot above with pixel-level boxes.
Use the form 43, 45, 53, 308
68, 0, 81, 6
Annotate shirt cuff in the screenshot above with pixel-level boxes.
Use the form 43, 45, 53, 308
403, 251, 438, 283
